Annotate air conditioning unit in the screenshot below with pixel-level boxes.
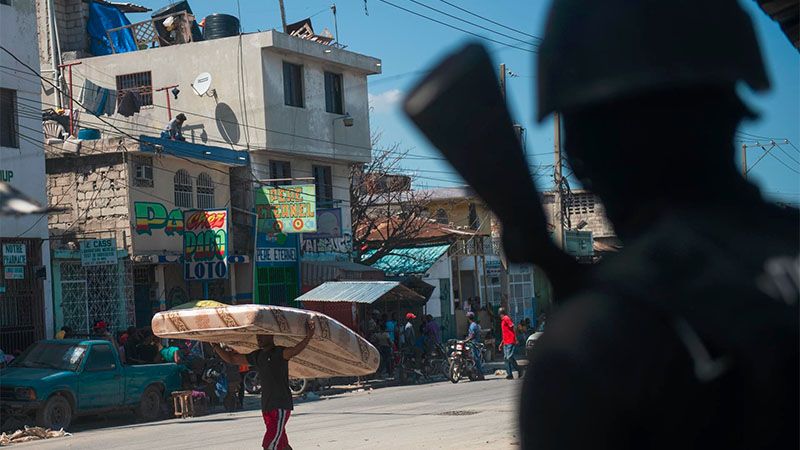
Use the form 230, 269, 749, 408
135, 164, 153, 182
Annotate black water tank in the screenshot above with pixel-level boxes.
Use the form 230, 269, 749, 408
203, 14, 240, 40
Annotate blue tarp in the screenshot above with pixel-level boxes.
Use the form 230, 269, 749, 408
88, 1, 138, 56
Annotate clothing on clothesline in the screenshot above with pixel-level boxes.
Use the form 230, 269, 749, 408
79, 79, 116, 116
117, 90, 141, 117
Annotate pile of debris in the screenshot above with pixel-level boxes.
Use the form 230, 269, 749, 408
0, 427, 71, 446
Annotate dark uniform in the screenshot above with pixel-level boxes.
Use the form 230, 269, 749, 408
520, 0, 799, 449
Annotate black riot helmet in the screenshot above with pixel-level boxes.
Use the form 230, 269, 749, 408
536, 0, 770, 121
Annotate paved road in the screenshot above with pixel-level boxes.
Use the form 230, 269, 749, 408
20, 374, 523, 449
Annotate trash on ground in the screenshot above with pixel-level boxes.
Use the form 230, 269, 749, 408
0, 426, 71, 446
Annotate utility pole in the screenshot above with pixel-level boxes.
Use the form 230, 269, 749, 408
278, 0, 288, 32
553, 112, 564, 249
499, 63, 506, 99
741, 143, 748, 179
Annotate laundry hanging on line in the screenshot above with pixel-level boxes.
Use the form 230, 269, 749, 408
79, 79, 116, 116
117, 90, 142, 117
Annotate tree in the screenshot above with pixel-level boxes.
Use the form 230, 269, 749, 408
351, 139, 432, 265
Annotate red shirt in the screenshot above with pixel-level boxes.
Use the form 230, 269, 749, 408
501, 315, 517, 345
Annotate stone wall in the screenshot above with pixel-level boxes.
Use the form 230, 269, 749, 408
46, 152, 132, 251
542, 190, 615, 238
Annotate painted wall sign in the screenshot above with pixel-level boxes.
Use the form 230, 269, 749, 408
255, 184, 317, 233
80, 239, 117, 266
302, 208, 342, 239
4, 266, 24, 280
255, 232, 298, 267
183, 209, 229, 281
301, 232, 353, 262
134, 202, 190, 235
2, 243, 26, 266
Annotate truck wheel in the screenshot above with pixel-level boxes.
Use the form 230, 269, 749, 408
136, 386, 162, 422
36, 395, 73, 430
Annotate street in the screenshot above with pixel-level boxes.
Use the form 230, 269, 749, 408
19, 375, 522, 450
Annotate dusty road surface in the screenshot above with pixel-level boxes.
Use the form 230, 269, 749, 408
19, 374, 522, 449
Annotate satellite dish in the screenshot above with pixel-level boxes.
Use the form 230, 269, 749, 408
192, 72, 212, 96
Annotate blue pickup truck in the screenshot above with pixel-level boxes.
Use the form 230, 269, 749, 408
0, 339, 182, 430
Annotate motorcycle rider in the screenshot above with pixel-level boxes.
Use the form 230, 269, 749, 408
520, 1, 799, 449
464, 312, 485, 380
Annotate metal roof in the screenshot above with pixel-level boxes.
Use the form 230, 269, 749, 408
296, 281, 425, 304
363, 244, 450, 276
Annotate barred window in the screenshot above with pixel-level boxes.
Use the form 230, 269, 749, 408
116, 71, 153, 107
567, 193, 596, 215
174, 169, 193, 208
196, 172, 214, 209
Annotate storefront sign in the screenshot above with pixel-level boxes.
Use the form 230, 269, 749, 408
256, 233, 298, 267
134, 202, 190, 236
80, 239, 117, 266
183, 209, 229, 281
0, 169, 13, 183
4, 266, 24, 280
255, 185, 316, 233
301, 232, 353, 262
2, 243, 26, 266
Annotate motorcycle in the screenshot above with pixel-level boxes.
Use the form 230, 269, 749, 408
448, 340, 485, 383
242, 369, 309, 396
396, 342, 450, 384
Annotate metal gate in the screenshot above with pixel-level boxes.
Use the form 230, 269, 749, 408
0, 238, 45, 352
59, 260, 134, 335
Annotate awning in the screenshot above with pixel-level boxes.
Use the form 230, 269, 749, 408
363, 244, 450, 276
296, 281, 426, 305
301, 260, 384, 287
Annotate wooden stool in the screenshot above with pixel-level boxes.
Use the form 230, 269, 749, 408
171, 390, 195, 418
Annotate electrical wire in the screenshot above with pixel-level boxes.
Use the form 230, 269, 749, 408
375, 0, 537, 54
437, 0, 542, 41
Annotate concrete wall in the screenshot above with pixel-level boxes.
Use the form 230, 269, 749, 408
542, 190, 615, 238
423, 254, 454, 319
41, 31, 380, 164
2, 0, 54, 337
424, 198, 493, 236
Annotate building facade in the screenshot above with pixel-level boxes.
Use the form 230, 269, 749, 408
1, 0, 54, 350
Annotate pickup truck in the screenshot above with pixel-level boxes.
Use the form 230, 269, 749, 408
0, 339, 182, 430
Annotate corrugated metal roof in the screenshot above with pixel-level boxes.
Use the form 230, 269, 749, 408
296, 281, 425, 304
363, 244, 450, 276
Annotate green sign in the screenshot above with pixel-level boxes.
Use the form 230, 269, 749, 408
255, 184, 317, 234
183, 209, 229, 281
4, 266, 24, 280
80, 239, 117, 266
2, 243, 26, 266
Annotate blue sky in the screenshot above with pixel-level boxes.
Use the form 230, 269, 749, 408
130, 1, 799, 204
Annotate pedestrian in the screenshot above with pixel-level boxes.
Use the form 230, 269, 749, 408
212, 318, 315, 450
464, 312, 485, 380
403, 313, 423, 374
161, 113, 187, 141
518, 1, 799, 449
424, 314, 440, 345
498, 308, 522, 380
375, 324, 393, 377
385, 312, 398, 347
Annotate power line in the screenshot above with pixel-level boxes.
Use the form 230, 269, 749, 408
437, 0, 542, 41
404, 0, 538, 48
375, 0, 537, 54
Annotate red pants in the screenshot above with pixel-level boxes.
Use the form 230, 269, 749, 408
262, 408, 291, 450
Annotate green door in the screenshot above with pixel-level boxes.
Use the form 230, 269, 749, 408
255, 267, 299, 307
439, 279, 455, 340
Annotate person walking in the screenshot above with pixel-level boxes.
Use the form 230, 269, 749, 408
212, 318, 315, 450
498, 308, 522, 380
517, 1, 799, 449
465, 312, 485, 380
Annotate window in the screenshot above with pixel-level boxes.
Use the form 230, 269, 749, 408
324, 71, 344, 114
196, 172, 215, 209
84, 344, 116, 371
116, 71, 153, 107
312, 165, 333, 208
283, 62, 304, 107
435, 208, 449, 224
0, 89, 19, 148
269, 160, 291, 186
468, 203, 480, 230
174, 169, 193, 208
132, 155, 153, 187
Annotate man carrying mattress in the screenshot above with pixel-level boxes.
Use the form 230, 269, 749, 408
213, 318, 316, 450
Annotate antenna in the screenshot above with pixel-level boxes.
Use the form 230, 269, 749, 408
331, 4, 339, 43
191, 72, 215, 97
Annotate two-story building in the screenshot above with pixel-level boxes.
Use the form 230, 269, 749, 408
1, 0, 54, 349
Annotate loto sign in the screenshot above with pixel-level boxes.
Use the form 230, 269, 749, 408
182, 209, 229, 281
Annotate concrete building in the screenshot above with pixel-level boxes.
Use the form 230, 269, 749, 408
1, 0, 54, 350
34, 2, 381, 313
44, 137, 249, 332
